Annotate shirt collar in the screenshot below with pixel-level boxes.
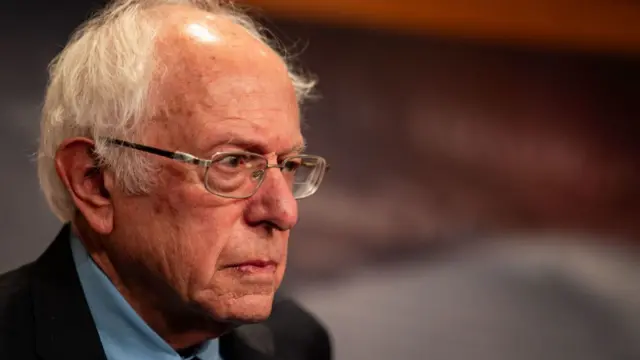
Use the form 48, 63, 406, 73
70, 232, 220, 360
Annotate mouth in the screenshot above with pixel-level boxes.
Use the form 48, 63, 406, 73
223, 260, 277, 274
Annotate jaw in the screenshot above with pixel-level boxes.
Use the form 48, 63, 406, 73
192, 285, 276, 324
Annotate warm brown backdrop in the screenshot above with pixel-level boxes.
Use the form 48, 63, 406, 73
1, 0, 639, 287
240, 0, 640, 54
1, 2, 640, 359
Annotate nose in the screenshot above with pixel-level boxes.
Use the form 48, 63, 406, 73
243, 166, 298, 231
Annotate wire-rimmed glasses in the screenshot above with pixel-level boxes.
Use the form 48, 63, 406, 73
103, 138, 328, 199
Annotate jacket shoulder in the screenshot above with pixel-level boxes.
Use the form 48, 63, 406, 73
221, 295, 332, 360
0, 263, 33, 316
268, 296, 332, 360
0, 263, 37, 358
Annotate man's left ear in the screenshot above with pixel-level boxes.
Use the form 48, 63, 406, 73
54, 137, 114, 234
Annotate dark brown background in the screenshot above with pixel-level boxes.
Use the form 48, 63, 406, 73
1, 1, 639, 357
1, 0, 639, 280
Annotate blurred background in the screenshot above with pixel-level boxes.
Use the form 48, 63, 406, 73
1, 0, 640, 359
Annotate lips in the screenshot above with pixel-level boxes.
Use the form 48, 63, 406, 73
223, 260, 277, 274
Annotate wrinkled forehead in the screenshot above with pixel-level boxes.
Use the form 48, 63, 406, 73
148, 8, 302, 155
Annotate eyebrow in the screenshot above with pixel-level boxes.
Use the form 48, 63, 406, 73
288, 141, 307, 154
211, 137, 307, 156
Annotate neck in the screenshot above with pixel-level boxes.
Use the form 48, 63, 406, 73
71, 218, 229, 349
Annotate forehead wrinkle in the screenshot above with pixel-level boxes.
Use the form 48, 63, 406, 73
198, 118, 303, 155
154, 31, 295, 123
153, 11, 286, 111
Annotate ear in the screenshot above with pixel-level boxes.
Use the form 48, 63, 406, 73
54, 137, 114, 235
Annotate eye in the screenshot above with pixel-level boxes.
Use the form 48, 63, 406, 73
217, 154, 251, 168
282, 158, 301, 172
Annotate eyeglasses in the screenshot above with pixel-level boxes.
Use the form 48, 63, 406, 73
104, 138, 329, 200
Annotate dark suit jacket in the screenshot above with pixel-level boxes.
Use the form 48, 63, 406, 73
0, 225, 332, 360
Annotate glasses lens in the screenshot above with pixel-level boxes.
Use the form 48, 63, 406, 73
206, 152, 267, 198
281, 155, 327, 199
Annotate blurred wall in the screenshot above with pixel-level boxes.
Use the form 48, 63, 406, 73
276, 21, 640, 285
1, 2, 639, 287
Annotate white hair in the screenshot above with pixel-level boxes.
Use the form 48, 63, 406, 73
37, 0, 316, 222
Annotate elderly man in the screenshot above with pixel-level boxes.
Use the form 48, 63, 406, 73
0, 1, 331, 359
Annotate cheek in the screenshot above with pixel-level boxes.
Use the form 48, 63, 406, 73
149, 179, 245, 292
276, 235, 289, 276
184, 221, 229, 285
169, 191, 244, 285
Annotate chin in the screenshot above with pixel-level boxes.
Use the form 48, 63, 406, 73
198, 291, 275, 324
229, 293, 275, 323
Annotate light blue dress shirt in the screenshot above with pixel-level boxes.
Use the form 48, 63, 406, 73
70, 233, 222, 360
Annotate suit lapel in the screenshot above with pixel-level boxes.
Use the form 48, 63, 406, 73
30, 224, 107, 360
